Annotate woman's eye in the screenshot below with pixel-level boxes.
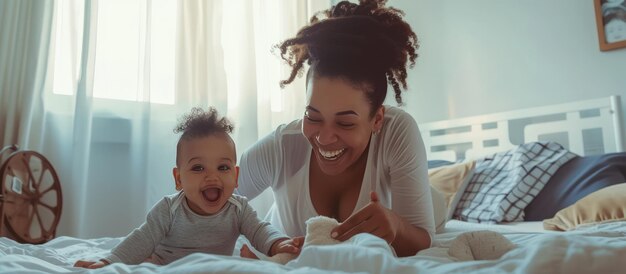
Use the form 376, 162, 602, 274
337, 122, 355, 128
218, 165, 231, 171
305, 116, 322, 123
304, 110, 322, 123
191, 165, 204, 172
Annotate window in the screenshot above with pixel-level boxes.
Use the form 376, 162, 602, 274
51, 0, 176, 105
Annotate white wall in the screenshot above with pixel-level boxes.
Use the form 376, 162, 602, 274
384, 0, 626, 124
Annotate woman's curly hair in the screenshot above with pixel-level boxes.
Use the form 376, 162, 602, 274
277, 0, 418, 111
174, 107, 234, 166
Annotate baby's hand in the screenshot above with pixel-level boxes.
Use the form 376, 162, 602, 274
74, 259, 109, 269
270, 236, 304, 256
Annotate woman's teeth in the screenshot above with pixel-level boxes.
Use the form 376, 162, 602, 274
319, 148, 345, 160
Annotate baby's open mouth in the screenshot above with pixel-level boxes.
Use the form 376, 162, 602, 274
202, 187, 222, 203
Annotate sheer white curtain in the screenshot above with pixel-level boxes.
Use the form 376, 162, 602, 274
35, 0, 329, 238
0, 0, 53, 152
220, 0, 329, 216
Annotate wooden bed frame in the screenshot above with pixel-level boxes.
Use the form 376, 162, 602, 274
419, 95, 625, 162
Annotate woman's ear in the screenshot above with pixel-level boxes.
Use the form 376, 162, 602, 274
373, 106, 385, 133
173, 167, 182, 191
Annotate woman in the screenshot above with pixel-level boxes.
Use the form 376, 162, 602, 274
238, 0, 434, 257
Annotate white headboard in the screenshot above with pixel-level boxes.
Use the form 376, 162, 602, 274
419, 95, 625, 162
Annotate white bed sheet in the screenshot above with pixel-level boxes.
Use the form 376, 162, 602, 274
2, 221, 626, 274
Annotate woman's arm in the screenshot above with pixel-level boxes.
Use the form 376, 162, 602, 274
390, 211, 432, 256
331, 108, 435, 256
236, 126, 284, 199
385, 108, 435, 253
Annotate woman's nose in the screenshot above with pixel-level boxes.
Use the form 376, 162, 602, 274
315, 128, 337, 145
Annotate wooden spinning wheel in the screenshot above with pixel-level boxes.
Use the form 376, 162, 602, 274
0, 145, 62, 244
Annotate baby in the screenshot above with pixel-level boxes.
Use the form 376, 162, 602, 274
75, 107, 301, 269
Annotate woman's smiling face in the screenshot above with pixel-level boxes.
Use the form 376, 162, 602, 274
302, 75, 383, 176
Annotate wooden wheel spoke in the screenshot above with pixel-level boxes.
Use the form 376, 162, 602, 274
36, 167, 47, 190
34, 208, 46, 232
40, 185, 55, 196
37, 201, 57, 211
24, 204, 36, 231
21, 157, 39, 191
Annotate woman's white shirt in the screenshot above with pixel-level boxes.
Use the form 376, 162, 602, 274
237, 106, 435, 240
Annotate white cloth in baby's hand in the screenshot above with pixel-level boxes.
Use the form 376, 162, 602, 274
269, 216, 340, 264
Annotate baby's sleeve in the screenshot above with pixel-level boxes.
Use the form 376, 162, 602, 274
104, 198, 171, 264
237, 197, 287, 255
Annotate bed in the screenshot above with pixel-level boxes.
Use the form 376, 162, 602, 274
2, 96, 626, 273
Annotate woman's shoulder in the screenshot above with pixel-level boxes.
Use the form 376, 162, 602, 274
383, 106, 418, 129
276, 119, 303, 136
250, 119, 307, 151
384, 105, 413, 117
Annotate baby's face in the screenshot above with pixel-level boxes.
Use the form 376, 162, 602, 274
175, 134, 238, 215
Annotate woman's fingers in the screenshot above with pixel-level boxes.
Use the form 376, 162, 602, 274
332, 214, 382, 241
330, 192, 398, 242
370, 191, 379, 203
331, 208, 372, 240
371, 226, 394, 243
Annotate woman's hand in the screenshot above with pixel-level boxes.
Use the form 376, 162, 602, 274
330, 191, 401, 244
269, 236, 305, 256
74, 259, 109, 269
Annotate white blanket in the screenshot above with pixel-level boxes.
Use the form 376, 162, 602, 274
2, 221, 626, 274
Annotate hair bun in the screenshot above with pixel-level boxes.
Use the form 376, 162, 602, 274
304, 16, 398, 72
277, 0, 418, 106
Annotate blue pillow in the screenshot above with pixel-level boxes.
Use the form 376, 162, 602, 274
523, 153, 626, 221
427, 160, 455, 169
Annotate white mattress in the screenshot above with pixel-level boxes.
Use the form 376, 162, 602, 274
443, 220, 549, 233
2, 221, 626, 273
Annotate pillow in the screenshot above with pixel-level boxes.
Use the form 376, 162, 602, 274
524, 153, 626, 221
428, 161, 475, 208
427, 160, 455, 169
543, 183, 626, 231
430, 186, 448, 233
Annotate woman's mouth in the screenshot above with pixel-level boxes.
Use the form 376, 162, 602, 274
202, 187, 222, 203
318, 147, 346, 161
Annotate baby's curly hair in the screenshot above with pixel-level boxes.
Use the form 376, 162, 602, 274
277, 0, 418, 112
174, 107, 234, 166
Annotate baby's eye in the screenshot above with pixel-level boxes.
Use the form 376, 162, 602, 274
191, 165, 204, 172
218, 165, 231, 171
